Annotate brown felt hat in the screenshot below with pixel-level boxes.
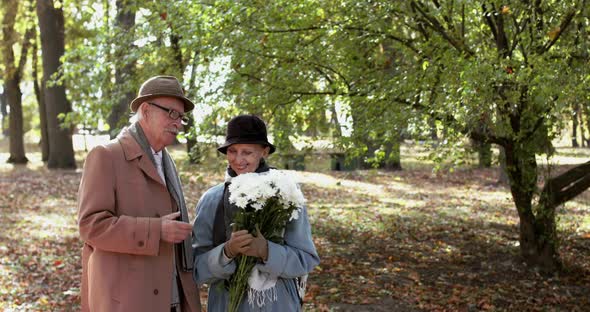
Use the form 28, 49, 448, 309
217, 115, 276, 154
129, 75, 195, 112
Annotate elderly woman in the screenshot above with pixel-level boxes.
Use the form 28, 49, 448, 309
192, 115, 319, 311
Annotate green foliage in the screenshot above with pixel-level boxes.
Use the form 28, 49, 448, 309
59, 0, 210, 132
21, 89, 38, 134
3, 0, 586, 165
186, 0, 588, 167
179, 1, 590, 267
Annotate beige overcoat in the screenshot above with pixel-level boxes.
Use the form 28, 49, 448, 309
78, 129, 200, 312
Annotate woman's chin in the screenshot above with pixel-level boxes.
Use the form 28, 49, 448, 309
234, 168, 252, 175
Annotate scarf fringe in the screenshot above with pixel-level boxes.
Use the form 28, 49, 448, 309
248, 286, 278, 308
246, 275, 308, 308
297, 275, 308, 301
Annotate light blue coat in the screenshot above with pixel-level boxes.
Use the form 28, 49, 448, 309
192, 184, 320, 312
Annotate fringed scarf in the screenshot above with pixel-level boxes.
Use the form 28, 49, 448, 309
212, 159, 307, 308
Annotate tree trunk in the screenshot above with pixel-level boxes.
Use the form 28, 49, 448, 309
0, 92, 7, 135
572, 104, 579, 147
184, 48, 203, 163
330, 100, 342, 138
429, 117, 438, 141
497, 146, 509, 185
580, 109, 587, 147
107, 0, 136, 138
168, 18, 199, 162
5, 77, 27, 164
504, 142, 561, 271
32, 26, 49, 161
474, 139, 492, 168
37, 0, 76, 169
384, 136, 402, 171
2, 0, 28, 164
584, 105, 590, 147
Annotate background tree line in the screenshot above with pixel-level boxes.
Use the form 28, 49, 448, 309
1, 0, 589, 272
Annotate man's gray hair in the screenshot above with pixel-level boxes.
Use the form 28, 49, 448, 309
129, 102, 147, 124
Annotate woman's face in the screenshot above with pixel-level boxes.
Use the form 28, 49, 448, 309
226, 143, 270, 175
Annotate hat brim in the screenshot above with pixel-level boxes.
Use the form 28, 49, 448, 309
217, 139, 276, 155
130, 93, 195, 113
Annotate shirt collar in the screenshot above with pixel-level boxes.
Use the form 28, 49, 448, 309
151, 147, 162, 158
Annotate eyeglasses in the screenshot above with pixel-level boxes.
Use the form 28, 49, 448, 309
148, 102, 190, 125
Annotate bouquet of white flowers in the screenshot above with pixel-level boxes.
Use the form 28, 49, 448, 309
226, 169, 305, 312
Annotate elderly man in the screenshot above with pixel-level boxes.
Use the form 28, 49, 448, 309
78, 76, 201, 312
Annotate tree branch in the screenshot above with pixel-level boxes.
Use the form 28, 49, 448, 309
343, 26, 421, 56
411, 1, 474, 56
509, 15, 528, 58
251, 26, 324, 33
468, 128, 508, 146
541, 161, 590, 208
237, 46, 354, 92
235, 70, 345, 97
481, 4, 498, 45
493, 5, 510, 58
541, 10, 576, 53
17, 27, 35, 77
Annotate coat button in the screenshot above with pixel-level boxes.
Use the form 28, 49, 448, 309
153, 289, 159, 295
138, 241, 144, 247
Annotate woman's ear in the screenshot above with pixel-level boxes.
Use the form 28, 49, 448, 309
262, 146, 271, 158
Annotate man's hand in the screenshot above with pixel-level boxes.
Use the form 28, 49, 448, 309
241, 226, 268, 261
224, 230, 253, 258
161, 212, 192, 243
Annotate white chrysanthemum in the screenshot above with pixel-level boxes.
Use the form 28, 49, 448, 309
233, 194, 249, 208
229, 172, 264, 208
251, 202, 264, 211
289, 209, 300, 221
228, 169, 305, 214
267, 170, 305, 207
256, 174, 277, 200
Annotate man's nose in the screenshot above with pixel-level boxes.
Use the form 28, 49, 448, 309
172, 118, 183, 129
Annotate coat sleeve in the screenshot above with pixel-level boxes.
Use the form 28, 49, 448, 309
78, 145, 161, 256
257, 204, 320, 278
192, 185, 237, 284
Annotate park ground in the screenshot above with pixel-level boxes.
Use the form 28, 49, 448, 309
0, 137, 589, 311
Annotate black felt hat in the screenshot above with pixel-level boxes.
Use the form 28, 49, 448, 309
217, 115, 276, 154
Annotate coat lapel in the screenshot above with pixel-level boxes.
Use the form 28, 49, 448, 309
119, 125, 194, 271
162, 150, 194, 271
162, 151, 181, 205
118, 129, 166, 187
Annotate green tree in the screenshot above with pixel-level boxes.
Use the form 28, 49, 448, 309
106, 0, 137, 138
191, 0, 590, 271
31, 17, 49, 161
403, 1, 588, 271
60, 1, 204, 153
187, 1, 415, 169
1, 0, 35, 164
37, 0, 76, 169
50, 0, 588, 269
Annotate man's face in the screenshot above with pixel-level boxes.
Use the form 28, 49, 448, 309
141, 96, 185, 151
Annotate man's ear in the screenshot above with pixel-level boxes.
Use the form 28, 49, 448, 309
140, 102, 149, 117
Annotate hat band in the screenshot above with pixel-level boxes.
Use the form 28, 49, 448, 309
226, 133, 268, 142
